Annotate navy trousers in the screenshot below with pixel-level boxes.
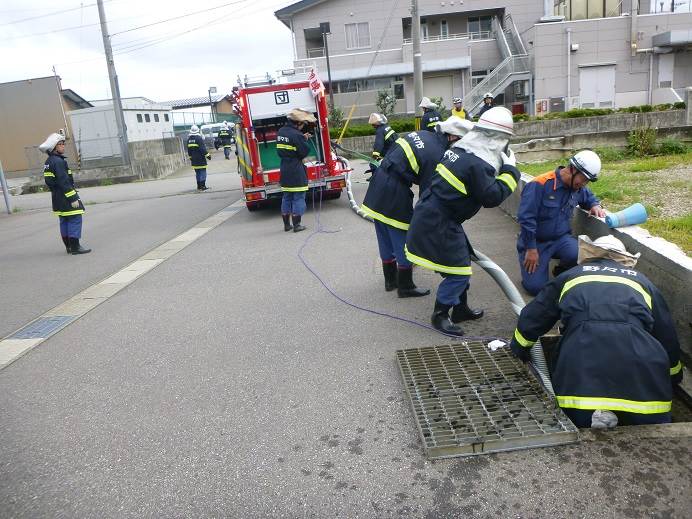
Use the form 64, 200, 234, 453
59, 214, 82, 239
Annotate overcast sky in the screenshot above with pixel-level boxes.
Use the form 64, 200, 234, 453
0, 0, 295, 102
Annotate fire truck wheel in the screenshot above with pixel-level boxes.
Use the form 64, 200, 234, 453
246, 202, 261, 212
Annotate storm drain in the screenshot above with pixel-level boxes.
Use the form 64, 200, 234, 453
397, 341, 579, 459
9, 316, 75, 340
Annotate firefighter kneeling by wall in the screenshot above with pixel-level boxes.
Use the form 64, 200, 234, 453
510, 235, 683, 428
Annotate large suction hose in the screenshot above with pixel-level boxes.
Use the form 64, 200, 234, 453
343, 163, 556, 398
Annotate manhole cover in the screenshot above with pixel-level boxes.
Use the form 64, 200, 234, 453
9, 316, 75, 340
397, 341, 578, 459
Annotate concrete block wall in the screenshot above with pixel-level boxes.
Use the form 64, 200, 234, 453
500, 174, 692, 367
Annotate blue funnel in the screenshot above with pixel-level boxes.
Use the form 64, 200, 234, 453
605, 203, 648, 228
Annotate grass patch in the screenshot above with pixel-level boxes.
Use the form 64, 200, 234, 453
99, 178, 115, 186
12, 206, 22, 213
642, 215, 692, 255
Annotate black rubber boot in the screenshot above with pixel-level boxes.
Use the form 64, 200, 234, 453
451, 289, 484, 323
397, 268, 430, 298
431, 301, 465, 336
69, 237, 91, 255
382, 261, 397, 292
61, 236, 70, 253
282, 214, 293, 232
196, 182, 202, 191
200, 182, 209, 191
292, 215, 306, 233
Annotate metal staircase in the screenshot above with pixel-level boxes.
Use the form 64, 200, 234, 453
464, 14, 531, 116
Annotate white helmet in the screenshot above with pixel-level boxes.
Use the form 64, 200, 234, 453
368, 113, 387, 125
223, 121, 229, 127
39, 132, 65, 154
452, 97, 462, 104
419, 96, 437, 109
483, 92, 494, 99
475, 106, 513, 135
436, 116, 474, 137
570, 150, 601, 182
189, 125, 200, 134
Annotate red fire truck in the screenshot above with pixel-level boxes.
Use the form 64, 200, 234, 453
231, 71, 350, 211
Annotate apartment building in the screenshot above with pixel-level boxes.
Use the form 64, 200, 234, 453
274, 1, 692, 117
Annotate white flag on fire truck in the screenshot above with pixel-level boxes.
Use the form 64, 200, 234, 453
308, 69, 325, 98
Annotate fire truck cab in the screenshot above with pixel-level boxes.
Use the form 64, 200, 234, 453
232, 70, 349, 211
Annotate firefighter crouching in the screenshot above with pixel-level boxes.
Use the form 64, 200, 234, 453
187, 125, 211, 191
218, 121, 233, 160
277, 108, 316, 233
39, 132, 91, 255
510, 235, 683, 428
405, 107, 520, 336
361, 116, 473, 298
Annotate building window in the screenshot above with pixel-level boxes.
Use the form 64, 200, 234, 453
554, 1, 621, 20
137, 114, 143, 123
393, 76, 404, 99
164, 114, 170, 122
144, 114, 151, 122
440, 20, 449, 39
468, 16, 491, 39
154, 114, 160, 122
420, 22, 428, 40
471, 69, 488, 88
345, 22, 370, 49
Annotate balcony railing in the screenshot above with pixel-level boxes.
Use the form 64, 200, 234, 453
307, 47, 326, 58
402, 31, 492, 44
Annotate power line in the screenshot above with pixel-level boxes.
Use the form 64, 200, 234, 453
0, 3, 97, 27
110, 0, 249, 37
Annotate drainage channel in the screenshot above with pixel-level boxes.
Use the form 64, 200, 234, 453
397, 340, 579, 459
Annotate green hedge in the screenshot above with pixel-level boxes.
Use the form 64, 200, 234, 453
513, 103, 686, 123
329, 117, 416, 139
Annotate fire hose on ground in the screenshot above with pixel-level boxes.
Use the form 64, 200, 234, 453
335, 145, 556, 398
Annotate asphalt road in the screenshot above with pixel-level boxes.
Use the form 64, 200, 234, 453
1, 163, 690, 518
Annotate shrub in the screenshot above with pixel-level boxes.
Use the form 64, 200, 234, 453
656, 138, 687, 155
673, 102, 686, 110
389, 118, 416, 133
653, 103, 672, 112
626, 127, 657, 157
513, 113, 530, 122
593, 147, 626, 162
639, 104, 654, 113
328, 106, 344, 130
375, 90, 397, 118
430, 96, 451, 119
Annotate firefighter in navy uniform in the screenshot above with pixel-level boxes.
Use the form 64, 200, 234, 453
277, 108, 316, 233
405, 107, 519, 336
39, 132, 91, 254
369, 113, 397, 162
218, 121, 233, 160
510, 235, 683, 428
477, 92, 494, 118
419, 97, 441, 132
187, 125, 211, 191
362, 117, 473, 297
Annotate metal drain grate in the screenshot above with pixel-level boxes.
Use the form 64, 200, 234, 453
9, 316, 75, 339
397, 341, 579, 459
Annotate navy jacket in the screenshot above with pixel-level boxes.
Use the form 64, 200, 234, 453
517, 167, 599, 250
477, 103, 493, 118
510, 259, 683, 415
372, 124, 397, 160
218, 127, 233, 147
277, 122, 310, 191
405, 149, 519, 274
361, 131, 447, 230
420, 109, 441, 132
43, 153, 84, 216
187, 134, 208, 169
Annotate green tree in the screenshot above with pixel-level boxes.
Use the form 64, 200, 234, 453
430, 96, 451, 119
376, 90, 397, 118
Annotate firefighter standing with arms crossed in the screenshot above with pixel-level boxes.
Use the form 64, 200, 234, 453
277, 108, 316, 233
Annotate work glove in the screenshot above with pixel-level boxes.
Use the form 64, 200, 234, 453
70, 200, 81, 209
510, 341, 531, 363
500, 149, 516, 168
206, 153, 212, 161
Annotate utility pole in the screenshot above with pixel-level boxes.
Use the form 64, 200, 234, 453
411, 0, 423, 130
320, 22, 335, 110
96, 0, 130, 165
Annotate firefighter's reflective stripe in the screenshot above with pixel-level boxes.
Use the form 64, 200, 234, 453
436, 163, 467, 195
514, 328, 535, 348
384, 129, 395, 140
277, 143, 297, 151
238, 156, 252, 175
192, 165, 207, 170
64, 190, 76, 197
395, 138, 419, 174
560, 275, 652, 309
405, 245, 473, 275
54, 209, 85, 216
361, 204, 409, 231
497, 172, 518, 192
188, 143, 199, 148
670, 361, 682, 376
281, 186, 308, 192
426, 121, 437, 127
44, 171, 55, 178
556, 395, 671, 414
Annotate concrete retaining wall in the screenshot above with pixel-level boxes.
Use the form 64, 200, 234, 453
500, 174, 692, 366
